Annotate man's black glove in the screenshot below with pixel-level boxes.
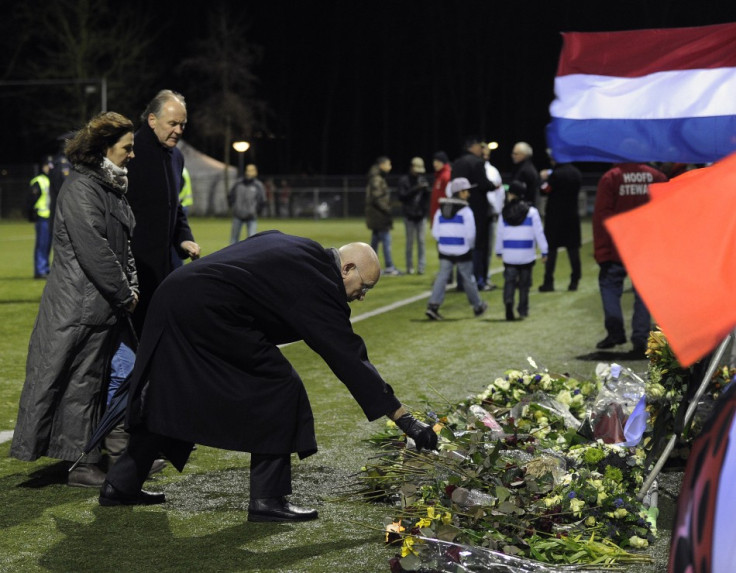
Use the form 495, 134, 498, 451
395, 413, 438, 451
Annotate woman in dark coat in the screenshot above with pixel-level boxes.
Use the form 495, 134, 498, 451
11, 112, 138, 487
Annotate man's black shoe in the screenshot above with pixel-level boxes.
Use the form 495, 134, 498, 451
99, 481, 166, 506
505, 304, 515, 321
538, 283, 554, 292
596, 335, 626, 349
568, 280, 579, 291
248, 497, 318, 522
631, 344, 648, 359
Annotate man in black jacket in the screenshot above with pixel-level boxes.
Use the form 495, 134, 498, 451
98, 231, 437, 522
511, 141, 541, 207
452, 137, 494, 290
126, 90, 200, 337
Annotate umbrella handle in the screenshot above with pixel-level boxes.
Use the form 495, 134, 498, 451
68, 453, 86, 473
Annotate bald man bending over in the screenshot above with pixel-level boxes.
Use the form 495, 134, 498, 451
99, 230, 437, 521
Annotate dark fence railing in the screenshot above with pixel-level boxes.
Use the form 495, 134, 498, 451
0, 169, 603, 220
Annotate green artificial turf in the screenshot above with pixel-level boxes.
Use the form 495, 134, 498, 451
0, 217, 671, 572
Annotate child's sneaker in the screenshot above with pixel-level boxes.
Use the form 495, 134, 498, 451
425, 305, 443, 320
473, 301, 488, 317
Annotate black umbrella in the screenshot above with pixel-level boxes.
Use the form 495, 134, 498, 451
68, 315, 137, 472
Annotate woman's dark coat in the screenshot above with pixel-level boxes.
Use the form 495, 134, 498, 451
126, 231, 401, 470
11, 166, 137, 462
125, 124, 194, 335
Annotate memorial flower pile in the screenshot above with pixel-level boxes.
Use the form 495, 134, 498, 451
352, 363, 660, 571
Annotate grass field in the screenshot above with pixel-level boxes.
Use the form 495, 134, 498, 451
0, 216, 673, 572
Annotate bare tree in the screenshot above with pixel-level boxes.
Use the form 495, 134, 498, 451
177, 5, 266, 200
3, 0, 156, 140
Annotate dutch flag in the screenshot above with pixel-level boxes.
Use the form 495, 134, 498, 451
546, 22, 736, 164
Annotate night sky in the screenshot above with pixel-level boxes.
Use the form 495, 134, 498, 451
3, 1, 736, 175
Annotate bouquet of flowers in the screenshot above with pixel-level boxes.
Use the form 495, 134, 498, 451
350, 364, 658, 571
644, 327, 733, 465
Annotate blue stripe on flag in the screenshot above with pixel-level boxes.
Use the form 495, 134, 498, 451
504, 240, 533, 249
546, 116, 736, 164
439, 215, 464, 224
439, 237, 465, 246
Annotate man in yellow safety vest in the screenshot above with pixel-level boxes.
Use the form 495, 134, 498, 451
28, 156, 53, 278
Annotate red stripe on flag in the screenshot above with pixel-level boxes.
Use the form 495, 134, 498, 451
556, 22, 736, 78
606, 152, 736, 366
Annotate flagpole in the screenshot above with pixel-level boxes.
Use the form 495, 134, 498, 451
637, 333, 733, 500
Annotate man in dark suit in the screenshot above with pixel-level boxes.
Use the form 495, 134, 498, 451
510, 141, 541, 207
98, 231, 437, 522
126, 89, 200, 337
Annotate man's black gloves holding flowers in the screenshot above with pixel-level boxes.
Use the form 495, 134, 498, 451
395, 412, 438, 451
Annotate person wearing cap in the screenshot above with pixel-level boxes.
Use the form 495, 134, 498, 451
495, 181, 548, 321
425, 177, 488, 320
397, 157, 430, 274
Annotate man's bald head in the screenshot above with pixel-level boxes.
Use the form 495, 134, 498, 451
338, 242, 380, 301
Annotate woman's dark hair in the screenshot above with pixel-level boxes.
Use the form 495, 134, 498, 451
65, 111, 134, 167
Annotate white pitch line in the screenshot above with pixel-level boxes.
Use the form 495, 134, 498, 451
0, 430, 14, 444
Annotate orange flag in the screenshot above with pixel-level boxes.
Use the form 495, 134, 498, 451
606, 152, 736, 367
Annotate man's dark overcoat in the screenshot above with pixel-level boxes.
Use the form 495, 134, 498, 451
543, 163, 583, 248
126, 231, 401, 470
126, 124, 194, 335
512, 158, 541, 206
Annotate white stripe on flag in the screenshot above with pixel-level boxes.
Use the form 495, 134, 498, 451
551, 67, 736, 120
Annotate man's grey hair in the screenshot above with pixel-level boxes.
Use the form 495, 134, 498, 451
140, 89, 186, 123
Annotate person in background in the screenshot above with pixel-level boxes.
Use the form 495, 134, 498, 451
228, 163, 266, 244
496, 181, 548, 321
171, 166, 194, 269
481, 142, 504, 291
429, 151, 451, 228
179, 166, 193, 216
11, 112, 138, 488
98, 232, 437, 518
365, 156, 401, 275
425, 177, 488, 321
452, 137, 495, 291
538, 148, 583, 292
592, 161, 667, 356
27, 156, 53, 279
510, 141, 540, 206
47, 136, 72, 238
397, 156, 430, 274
